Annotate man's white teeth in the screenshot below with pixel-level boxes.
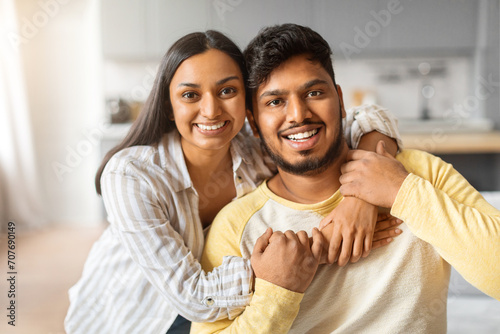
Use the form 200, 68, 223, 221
196, 122, 226, 131
286, 129, 318, 141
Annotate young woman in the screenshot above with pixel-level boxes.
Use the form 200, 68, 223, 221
65, 31, 402, 334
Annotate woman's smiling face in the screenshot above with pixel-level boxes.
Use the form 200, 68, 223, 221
169, 49, 247, 155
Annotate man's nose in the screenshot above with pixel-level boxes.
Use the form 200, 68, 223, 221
200, 94, 222, 119
286, 96, 312, 124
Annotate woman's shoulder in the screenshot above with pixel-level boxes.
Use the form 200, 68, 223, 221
103, 143, 162, 177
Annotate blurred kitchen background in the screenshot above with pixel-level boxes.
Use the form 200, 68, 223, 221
0, 0, 499, 333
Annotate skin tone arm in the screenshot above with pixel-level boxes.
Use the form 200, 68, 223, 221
319, 131, 399, 266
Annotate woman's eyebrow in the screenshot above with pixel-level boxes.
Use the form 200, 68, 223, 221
216, 75, 240, 85
177, 82, 200, 88
177, 75, 240, 88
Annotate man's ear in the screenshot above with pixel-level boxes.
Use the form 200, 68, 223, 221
246, 109, 260, 138
336, 85, 346, 118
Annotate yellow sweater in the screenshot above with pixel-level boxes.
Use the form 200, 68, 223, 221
192, 149, 500, 333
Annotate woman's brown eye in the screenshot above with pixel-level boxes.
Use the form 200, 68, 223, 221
182, 92, 196, 99
220, 88, 236, 96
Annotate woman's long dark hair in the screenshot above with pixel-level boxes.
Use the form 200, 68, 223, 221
95, 30, 248, 195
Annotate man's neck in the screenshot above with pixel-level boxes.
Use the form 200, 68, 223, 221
267, 146, 348, 204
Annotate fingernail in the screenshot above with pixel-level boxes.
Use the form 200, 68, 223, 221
387, 237, 393, 242
396, 219, 403, 224
395, 228, 402, 234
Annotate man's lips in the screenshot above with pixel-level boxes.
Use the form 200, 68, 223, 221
279, 124, 322, 142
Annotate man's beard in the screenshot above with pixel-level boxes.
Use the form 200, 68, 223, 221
258, 116, 344, 177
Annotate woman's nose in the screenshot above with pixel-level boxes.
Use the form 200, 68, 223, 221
199, 94, 222, 119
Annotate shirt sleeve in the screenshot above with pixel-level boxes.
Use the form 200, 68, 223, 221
191, 279, 302, 333
101, 166, 254, 322
391, 150, 500, 300
191, 206, 302, 333
344, 104, 403, 150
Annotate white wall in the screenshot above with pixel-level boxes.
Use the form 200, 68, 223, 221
17, 0, 104, 226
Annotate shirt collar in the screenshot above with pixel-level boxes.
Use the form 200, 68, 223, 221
159, 131, 193, 192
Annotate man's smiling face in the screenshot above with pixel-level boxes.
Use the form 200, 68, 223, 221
250, 54, 346, 176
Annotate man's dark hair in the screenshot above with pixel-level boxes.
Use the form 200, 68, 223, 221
244, 23, 336, 96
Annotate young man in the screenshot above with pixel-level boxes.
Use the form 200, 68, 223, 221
192, 24, 500, 333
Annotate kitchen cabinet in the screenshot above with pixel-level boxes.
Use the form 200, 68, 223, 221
101, 0, 209, 60
101, 0, 150, 59
100, 0, 479, 60
313, 0, 477, 58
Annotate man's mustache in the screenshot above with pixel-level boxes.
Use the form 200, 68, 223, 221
277, 121, 324, 137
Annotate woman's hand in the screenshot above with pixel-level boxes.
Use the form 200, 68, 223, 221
319, 210, 403, 265
371, 213, 403, 249
318, 197, 378, 266
251, 228, 325, 293
339, 141, 409, 208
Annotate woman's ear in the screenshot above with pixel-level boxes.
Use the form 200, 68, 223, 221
246, 109, 260, 138
336, 85, 346, 118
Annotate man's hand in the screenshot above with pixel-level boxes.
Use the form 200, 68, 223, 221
251, 228, 325, 293
318, 197, 378, 266
339, 141, 409, 208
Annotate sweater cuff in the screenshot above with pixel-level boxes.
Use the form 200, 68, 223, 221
390, 173, 423, 231
253, 278, 304, 306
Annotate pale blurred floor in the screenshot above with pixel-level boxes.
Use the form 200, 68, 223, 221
0, 225, 104, 334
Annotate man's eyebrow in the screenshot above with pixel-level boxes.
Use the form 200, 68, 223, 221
259, 89, 288, 101
302, 79, 329, 90
258, 79, 330, 101
177, 76, 240, 88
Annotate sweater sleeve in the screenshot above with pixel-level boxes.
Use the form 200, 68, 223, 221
191, 279, 302, 334
391, 150, 500, 300
191, 204, 303, 333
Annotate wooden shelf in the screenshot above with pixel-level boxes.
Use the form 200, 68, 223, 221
401, 131, 500, 154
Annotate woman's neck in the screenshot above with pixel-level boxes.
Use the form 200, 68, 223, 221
180, 139, 235, 227
181, 141, 233, 179
181, 140, 233, 185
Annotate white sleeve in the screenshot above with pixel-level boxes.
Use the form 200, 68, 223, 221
101, 167, 253, 322
344, 104, 403, 150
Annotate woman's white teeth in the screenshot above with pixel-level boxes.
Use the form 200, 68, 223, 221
286, 129, 318, 141
197, 122, 226, 131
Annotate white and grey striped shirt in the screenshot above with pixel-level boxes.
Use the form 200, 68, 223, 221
65, 105, 401, 334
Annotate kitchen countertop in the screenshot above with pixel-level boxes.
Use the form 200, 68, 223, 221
102, 123, 500, 155
401, 131, 500, 154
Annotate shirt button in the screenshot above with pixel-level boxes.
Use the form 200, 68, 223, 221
203, 297, 215, 306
